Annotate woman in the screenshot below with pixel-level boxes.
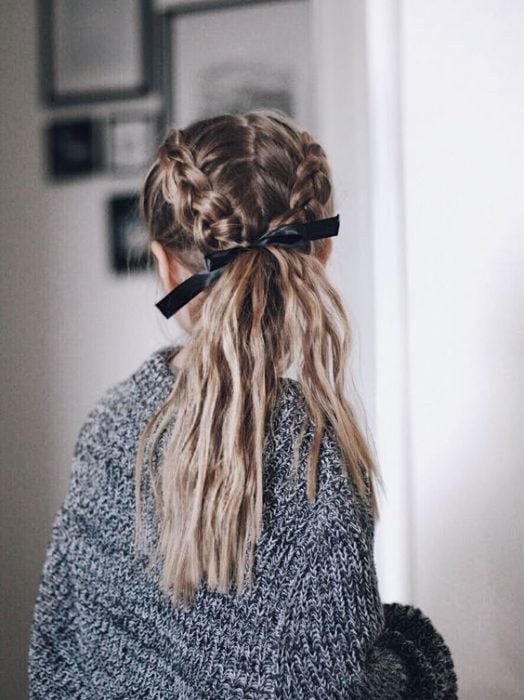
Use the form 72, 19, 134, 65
28, 109, 458, 698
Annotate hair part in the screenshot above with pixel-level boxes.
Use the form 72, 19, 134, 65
135, 109, 383, 608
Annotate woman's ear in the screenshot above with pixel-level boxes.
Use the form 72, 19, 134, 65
151, 241, 178, 292
150, 241, 188, 293
317, 237, 333, 266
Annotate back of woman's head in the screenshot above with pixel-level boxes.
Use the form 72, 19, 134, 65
136, 109, 381, 608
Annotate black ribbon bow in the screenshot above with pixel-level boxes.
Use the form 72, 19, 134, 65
155, 214, 340, 319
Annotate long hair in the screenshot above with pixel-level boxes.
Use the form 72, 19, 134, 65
135, 109, 383, 608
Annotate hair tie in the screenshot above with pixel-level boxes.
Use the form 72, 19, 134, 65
155, 214, 340, 319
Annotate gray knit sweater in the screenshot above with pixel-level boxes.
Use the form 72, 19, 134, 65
28, 345, 458, 699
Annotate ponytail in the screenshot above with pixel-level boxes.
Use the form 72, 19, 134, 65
135, 109, 382, 608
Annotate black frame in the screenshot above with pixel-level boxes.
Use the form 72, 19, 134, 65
45, 117, 104, 180
38, 0, 155, 106
108, 193, 153, 274
161, 0, 304, 129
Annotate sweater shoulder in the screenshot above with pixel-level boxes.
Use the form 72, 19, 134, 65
72, 374, 137, 463
72, 346, 176, 463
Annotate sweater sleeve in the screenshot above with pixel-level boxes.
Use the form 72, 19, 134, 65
27, 495, 86, 699
364, 602, 458, 699
27, 395, 109, 700
27, 378, 151, 699
274, 505, 458, 699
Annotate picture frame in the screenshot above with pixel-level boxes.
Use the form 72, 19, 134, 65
107, 113, 162, 175
161, 0, 314, 131
108, 194, 153, 274
46, 118, 104, 180
39, 0, 154, 105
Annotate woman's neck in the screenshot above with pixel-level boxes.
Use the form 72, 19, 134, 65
170, 344, 190, 371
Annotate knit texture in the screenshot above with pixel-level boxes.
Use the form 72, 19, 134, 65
28, 345, 458, 699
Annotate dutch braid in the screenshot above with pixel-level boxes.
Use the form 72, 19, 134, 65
159, 130, 243, 252
146, 120, 333, 257
269, 130, 333, 233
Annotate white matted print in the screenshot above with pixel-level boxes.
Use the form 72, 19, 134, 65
108, 115, 159, 174
165, 0, 314, 131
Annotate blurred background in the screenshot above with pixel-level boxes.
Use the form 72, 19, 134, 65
1, 0, 522, 697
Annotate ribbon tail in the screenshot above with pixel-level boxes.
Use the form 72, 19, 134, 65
155, 268, 223, 319
306, 214, 340, 240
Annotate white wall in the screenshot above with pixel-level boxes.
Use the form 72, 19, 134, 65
400, 1, 524, 697
364, 0, 413, 605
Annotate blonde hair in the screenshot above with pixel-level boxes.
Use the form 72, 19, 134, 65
135, 109, 383, 608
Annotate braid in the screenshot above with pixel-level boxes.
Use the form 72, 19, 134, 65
267, 130, 333, 233
288, 131, 332, 220
147, 123, 332, 255
159, 130, 243, 251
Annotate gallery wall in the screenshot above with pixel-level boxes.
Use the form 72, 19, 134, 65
0, 2, 172, 697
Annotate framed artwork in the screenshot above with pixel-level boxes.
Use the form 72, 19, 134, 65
107, 113, 162, 175
161, 0, 314, 131
109, 194, 153, 274
46, 118, 104, 179
39, 0, 154, 105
